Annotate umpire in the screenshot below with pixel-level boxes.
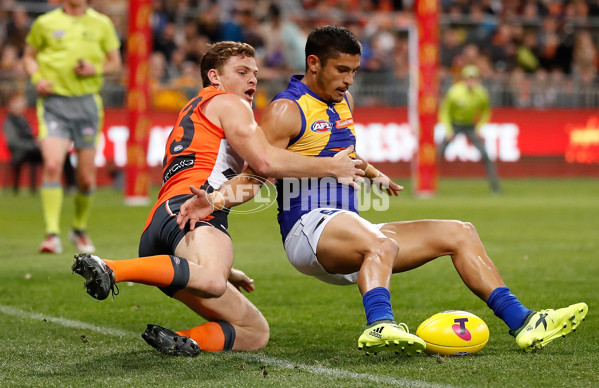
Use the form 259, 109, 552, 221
438, 65, 501, 194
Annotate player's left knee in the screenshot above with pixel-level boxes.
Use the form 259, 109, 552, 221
455, 221, 478, 246
381, 237, 399, 259
368, 237, 399, 265
238, 313, 270, 351
250, 317, 270, 350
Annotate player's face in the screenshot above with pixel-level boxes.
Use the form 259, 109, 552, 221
316, 53, 360, 103
216, 55, 258, 104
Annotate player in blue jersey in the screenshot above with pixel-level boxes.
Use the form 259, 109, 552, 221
177, 26, 587, 355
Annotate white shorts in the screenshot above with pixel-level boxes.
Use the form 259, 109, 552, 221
283, 208, 386, 286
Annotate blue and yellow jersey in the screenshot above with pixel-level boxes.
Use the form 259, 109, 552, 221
274, 75, 358, 240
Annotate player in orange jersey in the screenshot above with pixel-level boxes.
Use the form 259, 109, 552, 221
71, 41, 363, 356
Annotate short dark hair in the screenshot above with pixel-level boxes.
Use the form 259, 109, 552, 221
200, 41, 255, 87
305, 25, 361, 71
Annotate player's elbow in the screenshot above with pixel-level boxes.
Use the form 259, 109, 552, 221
250, 157, 272, 177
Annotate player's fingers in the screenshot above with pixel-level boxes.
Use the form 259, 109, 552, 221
240, 277, 255, 293
338, 176, 360, 190
189, 185, 202, 196
334, 144, 354, 158
354, 176, 365, 184
177, 215, 188, 230
179, 205, 187, 217
353, 162, 365, 176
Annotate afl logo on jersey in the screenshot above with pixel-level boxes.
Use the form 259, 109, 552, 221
310, 120, 333, 133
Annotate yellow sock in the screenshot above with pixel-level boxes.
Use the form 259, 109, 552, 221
41, 184, 63, 235
73, 190, 94, 231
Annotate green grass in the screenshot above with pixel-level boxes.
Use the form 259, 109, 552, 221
0, 178, 597, 387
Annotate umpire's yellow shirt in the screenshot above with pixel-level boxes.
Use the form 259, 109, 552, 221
26, 7, 120, 96
439, 81, 491, 135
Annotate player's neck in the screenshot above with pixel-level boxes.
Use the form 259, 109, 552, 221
302, 74, 329, 103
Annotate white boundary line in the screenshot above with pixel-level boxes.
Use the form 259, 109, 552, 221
0, 304, 451, 388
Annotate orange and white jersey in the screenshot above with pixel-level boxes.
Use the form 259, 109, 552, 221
145, 87, 244, 228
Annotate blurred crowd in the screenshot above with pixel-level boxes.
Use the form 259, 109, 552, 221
0, 0, 598, 108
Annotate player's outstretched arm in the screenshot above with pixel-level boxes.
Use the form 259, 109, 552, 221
176, 169, 264, 230
216, 95, 363, 186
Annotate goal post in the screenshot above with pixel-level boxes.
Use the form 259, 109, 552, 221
410, 0, 440, 197
124, 0, 152, 205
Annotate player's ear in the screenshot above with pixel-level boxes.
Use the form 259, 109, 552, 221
306, 55, 320, 74
207, 68, 220, 87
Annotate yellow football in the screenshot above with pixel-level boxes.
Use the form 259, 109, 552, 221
416, 310, 489, 356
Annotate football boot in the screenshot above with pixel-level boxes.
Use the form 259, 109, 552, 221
510, 302, 588, 352
72, 253, 118, 300
358, 320, 426, 356
142, 324, 200, 357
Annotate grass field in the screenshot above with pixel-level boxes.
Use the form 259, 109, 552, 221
0, 178, 597, 387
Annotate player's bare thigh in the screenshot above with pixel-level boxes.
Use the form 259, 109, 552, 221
316, 212, 388, 274
175, 226, 234, 287
173, 283, 269, 351
379, 219, 470, 272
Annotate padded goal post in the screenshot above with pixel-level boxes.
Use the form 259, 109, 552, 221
411, 0, 440, 196
124, 0, 152, 205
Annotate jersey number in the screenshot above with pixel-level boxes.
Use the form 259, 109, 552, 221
169, 95, 203, 155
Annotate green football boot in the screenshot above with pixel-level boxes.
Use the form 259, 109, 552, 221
357, 320, 426, 356
510, 302, 588, 352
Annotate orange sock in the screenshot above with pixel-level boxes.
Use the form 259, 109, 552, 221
177, 322, 236, 351
104, 255, 186, 288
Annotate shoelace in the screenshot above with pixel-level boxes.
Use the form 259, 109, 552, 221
397, 322, 410, 333
110, 282, 120, 300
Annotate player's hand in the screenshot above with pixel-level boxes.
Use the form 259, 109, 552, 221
228, 268, 255, 293
372, 173, 403, 196
176, 185, 214, 231
333, 145, 364, 190
35, 79, 53, 95
74, 59, 96, 77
